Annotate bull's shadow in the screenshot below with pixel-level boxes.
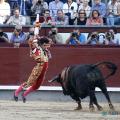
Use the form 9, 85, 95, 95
49, 61, 117, 111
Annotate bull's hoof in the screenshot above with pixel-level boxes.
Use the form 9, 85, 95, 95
97, 106, 103, 111
109, 104, 115, 110
89, 106, 95, 112
74, 106, 82, 110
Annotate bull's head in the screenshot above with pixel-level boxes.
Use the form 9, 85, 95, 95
48, 73, 70, 95
49, 67, 70, 83
49, 67, 70, 95
48, 74, 61, 83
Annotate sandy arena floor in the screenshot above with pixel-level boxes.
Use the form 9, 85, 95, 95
0, 100, 120, 120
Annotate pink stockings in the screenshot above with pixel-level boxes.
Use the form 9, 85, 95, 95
14, 78, 43, 97
15, 83, 25, 96
15, 83, 34, 97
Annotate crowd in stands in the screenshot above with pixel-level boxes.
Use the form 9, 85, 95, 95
0, 24, 120, 46
0, 0, 120, 46
66, 27, 120, 45
0, 0, 120, 26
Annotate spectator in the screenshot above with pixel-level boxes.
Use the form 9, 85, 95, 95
49, 0, 64, 17
85, 31, 99, 45
63, 0, 78, 18
78, 0, 91, 18
52, 9, 69, 25
32, 0, 37, 5
39, 9, 52, 26
92, 0, 106, 24
6, 7, 26, 25
18, 0, 32, 16
48, 26, 64, 44
86, 10, 103, 26
31, 0, 48, 15
76, 0, 83, 7
21, 0, 32, 25
8, 0, 19, 15
71, 9, 87, 25
97, 33, 106, 44
31, 0, 48, 24
0, 28, 9, 42
107, 28, 120, 45
66, 29, 86, 45
106, 0, 120, 25
10, 25, 26, 48
0, 0, 11, 24
104, 31, 117, 45
24, 0, 32, 16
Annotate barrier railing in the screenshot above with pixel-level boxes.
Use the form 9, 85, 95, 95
0, 25, 120, 33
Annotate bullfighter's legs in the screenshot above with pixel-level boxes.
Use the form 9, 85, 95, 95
99, 83, 114, 110
21, 78, 43, 103
21, 86, 34, 103
70, 93, 82, 110
14, 83, 26, 101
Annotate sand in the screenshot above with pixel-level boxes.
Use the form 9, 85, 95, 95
0, 100, 120, 120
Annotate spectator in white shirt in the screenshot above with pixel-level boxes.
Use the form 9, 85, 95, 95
63, 0, 78, 19
0, 0, 10, 24
6, 7, 26, 25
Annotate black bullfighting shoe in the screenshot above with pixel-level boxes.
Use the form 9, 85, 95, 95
21, 93, 26, 103
14, 92, 18, 102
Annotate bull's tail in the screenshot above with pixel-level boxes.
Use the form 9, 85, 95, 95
92, 61, 117, 80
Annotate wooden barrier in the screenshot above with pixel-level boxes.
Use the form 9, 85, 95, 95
0, 45, 120, 87
1, 25, 120, 34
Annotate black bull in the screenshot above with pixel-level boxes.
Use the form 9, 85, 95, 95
49, 61, 117, 110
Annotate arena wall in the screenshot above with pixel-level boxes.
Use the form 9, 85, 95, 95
0, 45, 120, 91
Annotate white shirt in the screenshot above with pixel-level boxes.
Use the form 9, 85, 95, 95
0, 2, 10, 24
6, 15, 26, 25
107, 1, 120, 15
114, 33, 120, 45
63, 2, 78, 17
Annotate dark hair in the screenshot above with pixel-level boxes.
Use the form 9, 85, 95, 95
37, 37, 50, 45
57, 9, 63, 14
44, 9, 50, 14
91, 10, 100, 17
14, 7, 20, 12
78, 9, 86, 17
110, 27, 117, 34
105, 32, 114, 40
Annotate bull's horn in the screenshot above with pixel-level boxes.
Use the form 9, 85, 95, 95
48, 79, 56, 83
48, 76, 58, 83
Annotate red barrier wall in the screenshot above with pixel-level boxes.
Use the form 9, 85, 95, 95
0, 45, 120, 87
